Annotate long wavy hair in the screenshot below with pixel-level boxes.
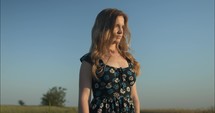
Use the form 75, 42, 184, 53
90, 8, 140, 78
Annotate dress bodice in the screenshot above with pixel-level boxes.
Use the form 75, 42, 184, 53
80, 53, 136, 113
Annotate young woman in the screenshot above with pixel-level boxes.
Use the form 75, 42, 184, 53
78, 8, 140, 113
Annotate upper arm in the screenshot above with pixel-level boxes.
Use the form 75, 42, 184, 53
131, 83, 139, 100
131, 82, 140, 113
79, 61, 92, 101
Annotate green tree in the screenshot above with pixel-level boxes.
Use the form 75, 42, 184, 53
18, 100, 25, 106
41, 86, 67, 107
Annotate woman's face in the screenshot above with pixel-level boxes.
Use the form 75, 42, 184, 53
112, 16, 124, 43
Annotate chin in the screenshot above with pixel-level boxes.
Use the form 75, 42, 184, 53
115, 38, 121, 43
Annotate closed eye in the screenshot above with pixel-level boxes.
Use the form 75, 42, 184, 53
115, 24, 125, 30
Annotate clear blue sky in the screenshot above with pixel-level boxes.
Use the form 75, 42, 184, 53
1, 0, 214, 109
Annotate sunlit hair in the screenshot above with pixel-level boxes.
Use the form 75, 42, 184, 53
90, 8, 140, 78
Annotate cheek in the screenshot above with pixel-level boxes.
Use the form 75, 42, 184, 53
113, 29, 117, 34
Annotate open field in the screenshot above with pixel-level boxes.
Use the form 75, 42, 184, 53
0, 105, 214, 113
140, 107, 214, 113
0, 105, 77, 113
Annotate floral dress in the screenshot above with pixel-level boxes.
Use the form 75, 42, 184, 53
80, 53, 136, 113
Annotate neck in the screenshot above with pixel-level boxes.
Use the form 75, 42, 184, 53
109, 43, 117, 53
103, 43, 120, 58
108, 43, 122, 57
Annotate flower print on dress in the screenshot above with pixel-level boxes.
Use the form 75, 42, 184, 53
122, 74, 127, 81
120, 88, 126, 94
107, 89, 114, 94
99, 103, 104, 108
109, 68, 115, 74
100, 82, 106, 87
104, 74, 110, 81
130, 81, 135, 85
127, 70, 132, 75
94, 83, 99, 89
92, 104, 97, 110
113, 84, 119, 90
129, 76, 134, 81
121, 82, 127, 89
82, 54, 137, 113
106, 82, 112, 89
105, 103, 110, 109
113, 78, 119, 83
97, 108, 102, 113
104, 66, 110, 72
126, 87, 130, 92
102, 98, 107, 103
123, 103, 127, 107
113, 92, 120, 98
130, 68, 135, 73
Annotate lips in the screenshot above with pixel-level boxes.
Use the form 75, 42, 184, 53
116, 36, 122, 38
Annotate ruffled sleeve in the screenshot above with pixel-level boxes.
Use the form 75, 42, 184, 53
80, 53, 93, 65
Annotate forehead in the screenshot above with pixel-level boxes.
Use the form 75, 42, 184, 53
115, 16, 124, 24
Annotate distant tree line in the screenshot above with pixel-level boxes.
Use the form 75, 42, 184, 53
18, 100, 25, 106
41, 86, 67, 107
18, 86, 67, 107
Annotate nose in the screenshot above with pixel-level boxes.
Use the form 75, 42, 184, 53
117, 28, 123, 34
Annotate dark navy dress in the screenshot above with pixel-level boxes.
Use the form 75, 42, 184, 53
80, 53, 136, 113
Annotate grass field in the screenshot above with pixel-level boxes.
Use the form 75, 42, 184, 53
0, 105, 77, 113
0, 105, 214, 113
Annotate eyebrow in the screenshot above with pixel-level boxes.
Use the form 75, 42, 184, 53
115, 24, 125, 27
